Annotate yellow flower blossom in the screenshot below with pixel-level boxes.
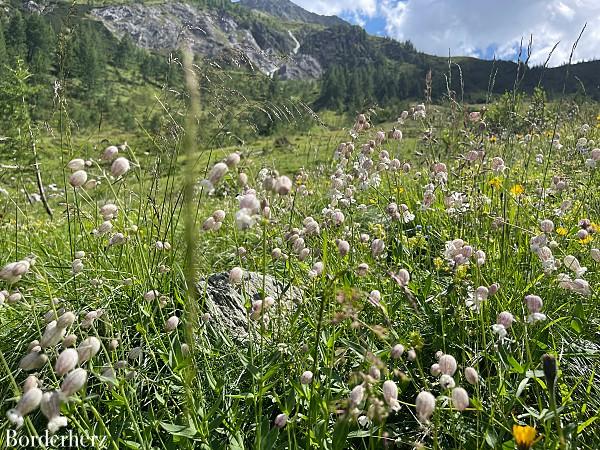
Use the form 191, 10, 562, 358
512, 425, 541, 450
556, 227, 568, 237
489, 177, 502, 189
489, 135, 497, 144
510, 184, 525, 196
580, 235, 593, 245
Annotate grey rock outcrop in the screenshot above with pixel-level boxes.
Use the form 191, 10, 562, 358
90, 2, 323, 80
197, 272, 301, 342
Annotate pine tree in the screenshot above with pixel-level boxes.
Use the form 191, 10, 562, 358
5, 11, 27, 61
0, 22, 7, 75
25, 14, 54, 78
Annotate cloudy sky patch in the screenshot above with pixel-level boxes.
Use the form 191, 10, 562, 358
290, 0, 599, 66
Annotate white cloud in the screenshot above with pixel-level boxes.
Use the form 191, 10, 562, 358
290, 0, 600, 66
291, 0, 378, 18
380, 0, 600, 66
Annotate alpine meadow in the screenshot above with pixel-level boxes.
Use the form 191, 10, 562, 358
1, 0, 600, 449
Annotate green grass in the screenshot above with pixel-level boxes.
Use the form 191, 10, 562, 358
1, 70, 600, 450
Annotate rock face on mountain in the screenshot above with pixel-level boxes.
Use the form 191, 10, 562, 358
91, 2, 323, 80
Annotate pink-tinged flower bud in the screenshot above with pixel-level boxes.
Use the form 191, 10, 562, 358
438, 354, 457, 376
23, 375, 40, 393
371, 239, 385, 257
368, 290, 381, 306
391, 344, 404, 359
298, 248, 311, 261
488, 283, 500, 296
41, 321, 67, 348
271, 248, 282, 260
369, 366, 381, 380
430, 363, 441, 376
407, 349, 417, 361
577, 229, 589, 240
275, 176, 293, 195
165, 316, 180, 333
57, 311, 76, 329
415, 391, 435, 423
100, 203, 118, 219
109, 233, 126, 246
525, 295, 543, 313
67, 158, 85, 171
208, 162, 228, 185
440, 374, 455, 389
540, 219, 554, 233
391, 269, 410, 286
225, 152, 241, 167
7, 387, 43, 428
69, 170, 88, 187
383, 380, 400, 411
55, 349, 79, 376
356, 263, 369, 277
349, 384, 365, 407
19, 352, 48, 371
229, 267, 244, 284
464, 367, 479, 385
274, 413, 288, 428
300, 371, 313, 385
452, 387, 469, 411
111, 157, 131, 177
212, 210, 226, 222
497, 311, 514, 329
61, 368, 88, 397
77, 337, 101, 363
337, 239, 350, 256
102, 145, 119, 161
63, 334, 77, 348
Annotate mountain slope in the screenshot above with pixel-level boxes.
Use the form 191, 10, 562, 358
238, 0, 347, 27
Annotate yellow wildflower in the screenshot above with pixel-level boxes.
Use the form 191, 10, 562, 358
512, 425, 540, 450
510, 184, 525, 196
433, 257, 443, 270
556, 227, 568, 237
489, 135, 497, 144
489, 177, 502, 189
580, 235, 593, 245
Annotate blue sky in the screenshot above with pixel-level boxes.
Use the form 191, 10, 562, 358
287, 0, 600, 66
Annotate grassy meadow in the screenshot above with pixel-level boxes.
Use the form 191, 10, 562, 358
1, 51, 600, 450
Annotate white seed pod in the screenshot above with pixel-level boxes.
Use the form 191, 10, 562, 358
225, 152, 241, 167
212, 210, 226, 222
591, 248, 600, 263
415, 391, 436, 423
128, 346, 143, 361
102, 145, 119, 161
165, 316, 180, 333
15, 387, 43, 417
55, 348, 79, 376
407, 349, 417, 361
67, 158, 86, 171
144, 290, 159, 301
63, 334, 77, 348
41, 321, 67, 348
48, 415, 69, 434
40, 391, 62, 421
369, 366, 381, 380
275, 176, 293, 195
60, 368, 88, 397
23, 375, 40, 393
72, 258, 84, 273
77, 336, 101, 363
438, 354, 457, 376
100, 203, 118, 219
208, 162, 228, 185
452, 387, 469, 411
69, 170, 88, 187
57, 311, 76, 329
84, 179, 99, 190
98, 220, 113, 234
111, 157, 131, 177
464, 367, 479, 385
391, 344, 405, 359
349, 384, 365, 407
274, 413, 288, 428
430, 363, 441, 376
229, 267, 244, 284
7, 292, 22, 303
382, 380, 400, 411
300, 370, 313, 385
439, 374, 456, 390
109, 233, 126, 246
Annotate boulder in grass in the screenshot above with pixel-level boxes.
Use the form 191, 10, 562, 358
197, 272, 301, 342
